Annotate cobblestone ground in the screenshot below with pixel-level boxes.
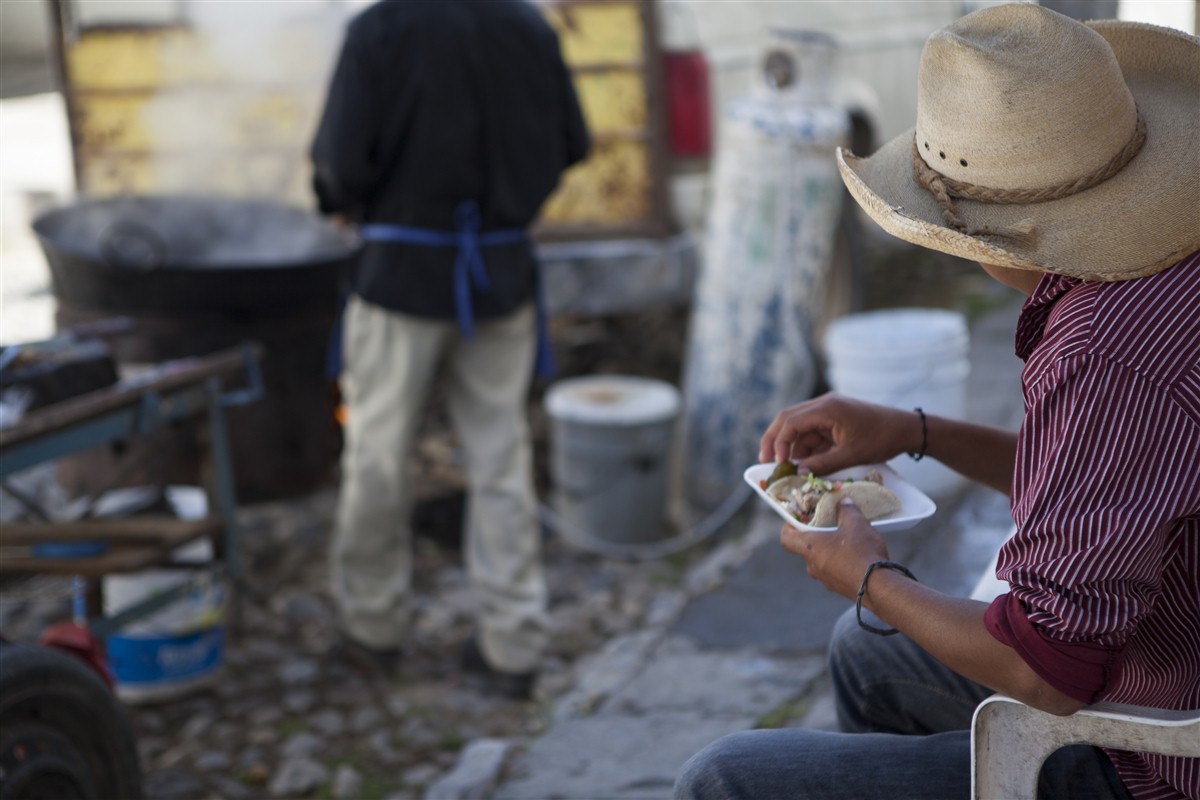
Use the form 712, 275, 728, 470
172, 490, 718, 799
2, 482, 718, 799
0, 308, 727, 800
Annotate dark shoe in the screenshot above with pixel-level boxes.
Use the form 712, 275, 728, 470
335, 630, 402, 673
460, 635, 536, 700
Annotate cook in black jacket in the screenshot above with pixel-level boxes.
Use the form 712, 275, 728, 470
311, 0, 589, 697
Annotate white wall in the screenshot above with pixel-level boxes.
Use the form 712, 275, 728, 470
1119, 0, 1196, 33
0, 0, 51, 61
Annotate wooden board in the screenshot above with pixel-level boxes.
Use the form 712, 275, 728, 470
0, 515, 223, 578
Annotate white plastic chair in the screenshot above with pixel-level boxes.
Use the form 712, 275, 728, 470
969, 532, 1199, 798
971, 693, 1200, 800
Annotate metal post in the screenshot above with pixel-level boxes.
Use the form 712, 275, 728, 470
203, 378, 240, 581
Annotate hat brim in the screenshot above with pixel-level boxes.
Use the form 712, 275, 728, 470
837, 20, 1200, 281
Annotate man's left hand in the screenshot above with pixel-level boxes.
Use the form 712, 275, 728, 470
780, 499, 890, 600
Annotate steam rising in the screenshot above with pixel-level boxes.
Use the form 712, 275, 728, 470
131, 1, 354, 203
36, 196, 356, 268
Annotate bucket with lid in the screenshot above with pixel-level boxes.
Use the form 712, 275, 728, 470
544, 375, 681, 549
823, 308, 970, 498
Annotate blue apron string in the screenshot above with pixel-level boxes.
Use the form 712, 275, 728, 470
326, 291, 348, 379
357, 201, 551, 376
451, 202, 489, 339
533, 266, 555, 379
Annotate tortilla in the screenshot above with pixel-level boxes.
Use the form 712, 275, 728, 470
809, 482, 902, 527
765, 470, 902, 528
765, 474, 807, 502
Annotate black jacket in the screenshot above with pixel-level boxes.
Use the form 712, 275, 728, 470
311, 0, 590, 319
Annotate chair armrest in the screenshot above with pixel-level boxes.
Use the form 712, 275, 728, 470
971, 693, 1200, 800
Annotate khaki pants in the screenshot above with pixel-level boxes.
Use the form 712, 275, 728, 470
332, 296, 547, 673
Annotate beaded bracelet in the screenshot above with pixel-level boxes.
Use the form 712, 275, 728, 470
856, 560, 918, 636
908, 406, 928, 462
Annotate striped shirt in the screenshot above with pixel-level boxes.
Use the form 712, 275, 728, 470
984, 251, 1200, 800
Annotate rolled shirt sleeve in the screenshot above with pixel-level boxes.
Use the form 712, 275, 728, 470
985, 593, 1117, 703
985, 352, 1200, 703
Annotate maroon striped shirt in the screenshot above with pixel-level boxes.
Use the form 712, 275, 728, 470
984, 251, 1200, 800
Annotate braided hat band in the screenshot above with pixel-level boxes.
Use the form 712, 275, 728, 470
910, 111, 1148, 245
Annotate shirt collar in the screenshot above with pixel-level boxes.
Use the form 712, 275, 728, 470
1014, 273, 1082, 360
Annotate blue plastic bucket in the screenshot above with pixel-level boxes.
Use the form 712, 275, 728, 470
102, 490, 225, 703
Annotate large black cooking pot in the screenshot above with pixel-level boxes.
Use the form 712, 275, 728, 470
31, 195, 360, 501
33, 194, 359, 315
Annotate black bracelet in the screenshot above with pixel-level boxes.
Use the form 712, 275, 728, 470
856, 560, 918, 636
908, 407, 927, 462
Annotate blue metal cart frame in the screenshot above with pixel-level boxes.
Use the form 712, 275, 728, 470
0, 344, 263, 638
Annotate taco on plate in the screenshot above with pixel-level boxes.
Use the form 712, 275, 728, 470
765, 468, 901, 527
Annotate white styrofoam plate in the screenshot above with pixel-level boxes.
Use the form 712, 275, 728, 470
743, 462, 936, 532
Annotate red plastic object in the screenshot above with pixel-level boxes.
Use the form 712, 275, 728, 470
38, 621, 115, 691
663, 50, 712, 158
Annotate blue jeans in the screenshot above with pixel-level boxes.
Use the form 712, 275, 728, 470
674, 609, 1133, 800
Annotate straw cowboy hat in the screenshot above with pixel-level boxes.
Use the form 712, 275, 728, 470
837, 2, 1200, 281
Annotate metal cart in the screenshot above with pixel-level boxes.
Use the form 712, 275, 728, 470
0, 343, 262, 639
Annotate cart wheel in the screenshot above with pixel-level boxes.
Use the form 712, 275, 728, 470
0, 641, 143, 800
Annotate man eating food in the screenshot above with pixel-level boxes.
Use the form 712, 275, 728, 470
675, 5, 1199, 799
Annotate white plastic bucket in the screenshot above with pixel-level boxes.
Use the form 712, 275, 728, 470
823, 309, 970, 498
102, 487, 225, 704
545, 376, 682, 546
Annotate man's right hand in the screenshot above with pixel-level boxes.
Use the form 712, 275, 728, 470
758, 393, 921, 475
